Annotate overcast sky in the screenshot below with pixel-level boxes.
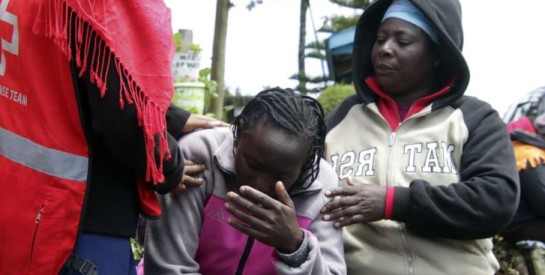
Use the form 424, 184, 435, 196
164, 0, 545, 115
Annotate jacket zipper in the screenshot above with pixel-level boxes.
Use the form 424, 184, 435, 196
29, 202, 45, 264
399, 224, 415, 275
388, 132, 396, 147
385, 116, 423, 275
235, 237, 255, 275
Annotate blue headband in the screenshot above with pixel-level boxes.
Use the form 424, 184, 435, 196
382, 0, 439, 44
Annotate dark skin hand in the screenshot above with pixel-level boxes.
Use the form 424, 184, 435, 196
175, 160, 206, 194
224, 181, 304, 254
182, 114, 229, 133
175, 114, 228, 194
321, 177, 386, 228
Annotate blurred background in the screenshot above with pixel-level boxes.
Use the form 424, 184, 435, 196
165, 0, 545, 121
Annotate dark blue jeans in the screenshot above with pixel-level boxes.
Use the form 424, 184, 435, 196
62, 233, 137, 275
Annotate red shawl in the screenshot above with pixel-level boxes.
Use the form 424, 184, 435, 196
34, 0, 175, 183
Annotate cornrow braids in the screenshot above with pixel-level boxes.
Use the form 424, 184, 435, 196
232, 87, 326, 190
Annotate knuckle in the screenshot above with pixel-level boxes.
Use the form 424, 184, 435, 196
257, 194, 266, 206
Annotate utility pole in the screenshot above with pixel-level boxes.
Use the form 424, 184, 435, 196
298, 0, 309, 94
211, 0, 230, 119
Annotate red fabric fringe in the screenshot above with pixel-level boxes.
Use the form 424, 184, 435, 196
33, 0, 173, 184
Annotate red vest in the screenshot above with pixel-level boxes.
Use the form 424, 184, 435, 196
0, 0, 88, 273
0, 0, 172, 273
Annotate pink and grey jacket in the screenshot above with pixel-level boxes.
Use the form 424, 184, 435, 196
144, 127, 346, 275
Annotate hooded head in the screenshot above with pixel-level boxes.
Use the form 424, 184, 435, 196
381, 0, 439, 44
353, 0, 469, 106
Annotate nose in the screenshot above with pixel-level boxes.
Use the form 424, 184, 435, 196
376, 39, 393, 58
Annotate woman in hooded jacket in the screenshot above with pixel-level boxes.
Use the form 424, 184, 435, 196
321, 0, 520, 274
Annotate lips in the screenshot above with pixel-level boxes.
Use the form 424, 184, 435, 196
374, 65, 395, 75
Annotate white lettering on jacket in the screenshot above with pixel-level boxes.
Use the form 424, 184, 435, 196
331, 142, 456, 180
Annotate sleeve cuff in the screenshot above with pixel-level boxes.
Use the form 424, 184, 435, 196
391, 186, 411, 222
276, 230, 310, 267
384, 186, 396, 219
150, 134, 184, 194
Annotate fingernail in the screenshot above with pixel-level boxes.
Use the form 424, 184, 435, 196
334, 222, 340, 228
324, 214, 330, 220
325, 190, 331, 196
224, 202, 230, 209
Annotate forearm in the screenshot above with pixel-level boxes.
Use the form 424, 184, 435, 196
391, 106, 519, 239
167, 104, 191, 140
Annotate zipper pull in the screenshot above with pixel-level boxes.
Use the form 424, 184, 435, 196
35, 206, 44, 224
389, 132, 396, 146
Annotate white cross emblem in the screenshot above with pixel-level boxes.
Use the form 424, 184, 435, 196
0, 0, 19, 77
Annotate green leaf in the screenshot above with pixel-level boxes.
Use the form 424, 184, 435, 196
317, 84, 355, 116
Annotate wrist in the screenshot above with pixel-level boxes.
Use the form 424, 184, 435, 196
278, 229, 304, 254
276, 230, 310, 267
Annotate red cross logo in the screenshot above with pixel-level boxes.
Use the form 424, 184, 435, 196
0, 0, 19, 76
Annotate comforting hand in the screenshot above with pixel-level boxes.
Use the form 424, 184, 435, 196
224, 181, 304, 253
175, 160, 206, 194
182, 114, 229, 133
321, 177, 386, 228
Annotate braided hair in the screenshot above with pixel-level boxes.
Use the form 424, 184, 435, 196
232, 87, 326, 190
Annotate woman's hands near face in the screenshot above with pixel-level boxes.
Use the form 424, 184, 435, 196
321, 177, 386, 228
224, 181, 304, 253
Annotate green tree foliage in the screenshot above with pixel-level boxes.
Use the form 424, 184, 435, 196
198, 68, 218, 114
328, 0, 373, 9
172, 32, 202, 53
319, 14, 361, 33
302, 0, 372, 95
317, 84, 354, 116
246, 0, 263, 10
223, 89, 254, 122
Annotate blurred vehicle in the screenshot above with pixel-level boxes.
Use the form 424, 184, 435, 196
503, 87, 545, 124
325, 27, 355, 84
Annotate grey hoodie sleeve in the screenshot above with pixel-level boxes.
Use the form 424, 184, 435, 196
275, 161, 347, 275
144, 186, 206, 275
144, 130, 216, 274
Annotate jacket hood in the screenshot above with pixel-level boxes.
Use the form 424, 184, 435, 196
352, 0, 470, 106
